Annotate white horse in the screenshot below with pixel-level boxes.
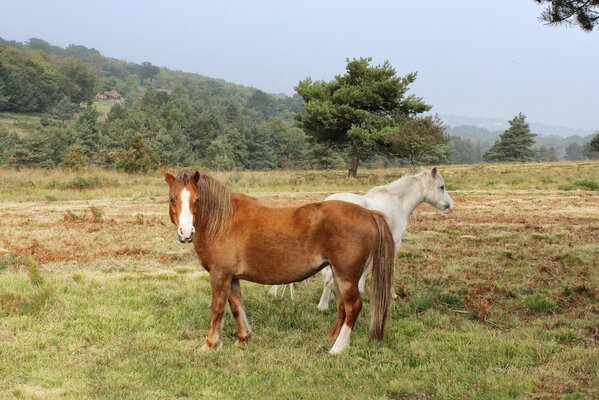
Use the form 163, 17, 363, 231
269, 167, 454, 310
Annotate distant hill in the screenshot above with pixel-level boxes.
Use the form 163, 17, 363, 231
440, 114, 595, 138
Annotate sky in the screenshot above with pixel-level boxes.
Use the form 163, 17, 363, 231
1, 0, 598, 131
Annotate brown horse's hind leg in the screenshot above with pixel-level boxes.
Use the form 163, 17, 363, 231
328, 274, 345, 341
329, 279, 362, 355
228, 278, 252, 347
201, 271, 232, 352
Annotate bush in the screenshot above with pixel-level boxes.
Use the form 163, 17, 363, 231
63, 176, 102, 190
574, 179, 599, 191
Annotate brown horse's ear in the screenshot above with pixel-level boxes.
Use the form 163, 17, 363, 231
164, 172, 176, 187
192, 170, 201, 184
431, 167, 438, 178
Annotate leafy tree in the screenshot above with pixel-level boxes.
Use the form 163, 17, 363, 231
57, 57, 96, 104
115, 132, 159, 172
535, 0, 599, 31
60, 143, 89, 170
384, 116, 449, 166
564, 142, 586, 160
248, 89, 277, 119
449, 136, 484, 164
535, 146, 558, 161
138, 61, 160, 83
584, 131, 599, 159
483, 113, 536, 162
295, 57, 430, 176
0, 46, 60, 112
205, 135, 235, 170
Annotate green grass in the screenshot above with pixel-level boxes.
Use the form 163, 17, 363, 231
1, 161, 598, 399
0, 112, 44, 136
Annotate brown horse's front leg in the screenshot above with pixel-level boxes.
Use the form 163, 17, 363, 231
228, 278, 252, 347
200, 271, 231, 352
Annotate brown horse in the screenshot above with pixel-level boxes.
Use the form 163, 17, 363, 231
165, 171, 395, 355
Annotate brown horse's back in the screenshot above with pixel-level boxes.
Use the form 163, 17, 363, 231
195, 195, 379, 285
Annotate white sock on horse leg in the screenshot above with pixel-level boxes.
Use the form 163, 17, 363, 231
329, 324, 352, 355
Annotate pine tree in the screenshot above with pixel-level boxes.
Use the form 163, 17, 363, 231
483, 113, 536, 162
295, 57, 430, 177
584, 131, 599, 159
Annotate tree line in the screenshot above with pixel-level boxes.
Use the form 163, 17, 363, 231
1, 38, 598, 174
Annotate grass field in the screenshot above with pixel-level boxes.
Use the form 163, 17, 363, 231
1, 162, 598, 399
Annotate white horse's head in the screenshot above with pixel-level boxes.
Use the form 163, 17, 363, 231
422, 167, 453, 214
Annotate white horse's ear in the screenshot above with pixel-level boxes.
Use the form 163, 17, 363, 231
164, 172, 176, 187
431, 167, 438, 178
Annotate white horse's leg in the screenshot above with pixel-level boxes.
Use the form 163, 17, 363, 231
268, 285, 280, 297
358, 263, 372, 294
289, 283, 295, 301
317, 267, 335, 311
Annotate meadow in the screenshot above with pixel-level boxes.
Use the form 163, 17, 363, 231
0, 161, 598, 399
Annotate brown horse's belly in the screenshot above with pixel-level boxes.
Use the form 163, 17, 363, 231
236, 255, 328, 285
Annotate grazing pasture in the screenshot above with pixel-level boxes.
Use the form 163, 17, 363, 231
0, 162, 598, 399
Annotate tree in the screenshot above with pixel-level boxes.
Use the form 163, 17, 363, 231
564, 142, 586, 160
58, 57, 96, 104
138, 61, 160, 83
384, 116, 449, 166
115, 132, 159, 173
73, 104, 100, 160
295, 57, 430, 177
584, 131, 599, 159
483, 113, 536, 162
51, 96, 77, 125
449, 136, 484, 164
535, 146, 558, 161
535, 0, 599, 31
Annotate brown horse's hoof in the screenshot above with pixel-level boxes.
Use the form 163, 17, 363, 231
200, 340, 222, 352
234, 334, 253, 347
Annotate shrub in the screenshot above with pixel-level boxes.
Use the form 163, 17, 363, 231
574, 179, 599, 191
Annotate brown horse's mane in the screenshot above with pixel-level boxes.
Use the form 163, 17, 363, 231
176, 171, 234, 242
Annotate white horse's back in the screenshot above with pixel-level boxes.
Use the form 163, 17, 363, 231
326, 192, 368, 206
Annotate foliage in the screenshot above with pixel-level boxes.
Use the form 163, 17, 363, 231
564, 142, 586, 160
295, 57, 431, 176
535, 0, 599, 31
535, 145, 558, 162
51, 96, 78, 125
584, 131, 599, 159
483, 113, 537, 162
385, 116, 450, 166
448, 136, 485, 164
60, 144, 90, 170
115, 132, 160, 173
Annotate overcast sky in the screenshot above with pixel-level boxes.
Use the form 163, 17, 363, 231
1, 0, 598, 131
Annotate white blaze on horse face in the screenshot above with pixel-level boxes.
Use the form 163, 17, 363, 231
329, 323, 352, 355
177, 188, 195, 242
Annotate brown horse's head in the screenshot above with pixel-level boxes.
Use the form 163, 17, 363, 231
164, 171, 201, 243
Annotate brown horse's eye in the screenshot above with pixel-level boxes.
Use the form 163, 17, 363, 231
170, 198, 176, 205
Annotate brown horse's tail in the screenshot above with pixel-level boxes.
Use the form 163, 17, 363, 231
369, 211, 395, 340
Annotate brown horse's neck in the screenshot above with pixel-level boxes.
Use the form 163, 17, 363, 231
194, 174, 235, 243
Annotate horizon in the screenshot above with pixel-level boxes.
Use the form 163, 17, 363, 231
1, 0, 598, 131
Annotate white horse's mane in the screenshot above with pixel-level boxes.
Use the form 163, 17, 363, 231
366, 171, 430, 197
